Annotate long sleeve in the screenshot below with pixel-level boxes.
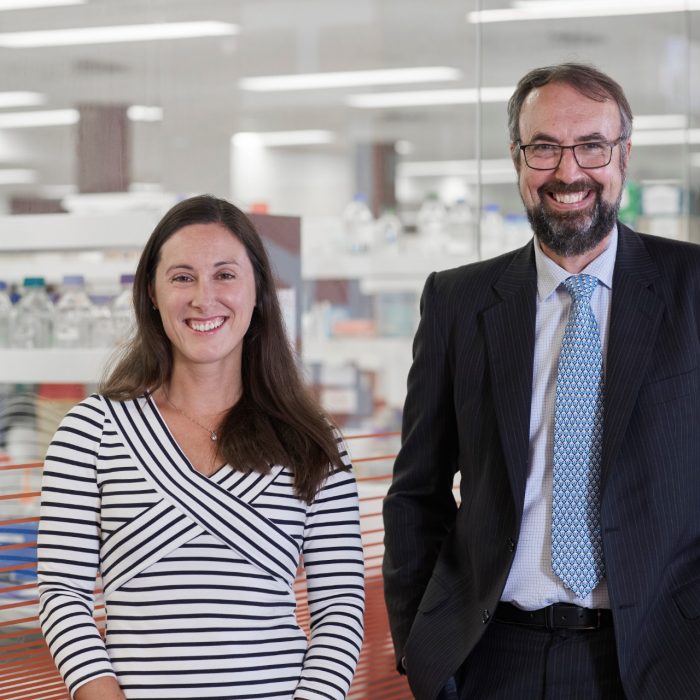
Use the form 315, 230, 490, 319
37, 396, 117, 697
294, 445, 365, 699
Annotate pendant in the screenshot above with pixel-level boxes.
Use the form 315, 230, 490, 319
210, 431, 218, 441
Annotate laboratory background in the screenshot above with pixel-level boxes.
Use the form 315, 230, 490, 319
1, 1, 699, 697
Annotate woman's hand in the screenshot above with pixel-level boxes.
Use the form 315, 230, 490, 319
73, 676, 126, 700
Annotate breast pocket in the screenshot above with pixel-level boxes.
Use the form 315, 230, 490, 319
638, 367, 698, 406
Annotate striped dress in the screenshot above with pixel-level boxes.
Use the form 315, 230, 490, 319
37, 394, 365, 699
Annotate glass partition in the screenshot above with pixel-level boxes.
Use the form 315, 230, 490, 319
0, 0, 698, 448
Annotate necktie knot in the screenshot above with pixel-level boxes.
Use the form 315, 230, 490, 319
563, 274, 598, 305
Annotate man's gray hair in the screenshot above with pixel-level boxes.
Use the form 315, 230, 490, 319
507, 62, 634, 144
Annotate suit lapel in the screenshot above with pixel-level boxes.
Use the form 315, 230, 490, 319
602, 224, 664, 490
482, 242, 538, 518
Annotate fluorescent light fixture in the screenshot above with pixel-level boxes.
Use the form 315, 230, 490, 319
632, 128, 700, 146
0, 0, 83, 8
232, 130, 334, 147
239, 67, 461, 92
347, 86, 514, 108
634, 114, 687, 130
127, 105, 163, 122
0, 21, 238, 48
398, 158, 516, 183
0, 108, 78, 128
468, 0, 700, 23
0, 91, 46, 109
0, 168, 36, 184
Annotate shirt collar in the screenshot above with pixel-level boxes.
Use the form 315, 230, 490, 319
534, 225, 617, 302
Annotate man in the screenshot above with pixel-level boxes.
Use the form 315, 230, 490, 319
383, 63, 700, 700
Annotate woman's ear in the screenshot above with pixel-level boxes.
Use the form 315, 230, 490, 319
149, 285, 158, 311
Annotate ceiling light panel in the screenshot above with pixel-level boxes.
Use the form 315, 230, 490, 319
632, 129, 700, 145
232, 130, 335, 147
0, 92, 46, 109
634, 114, 687, 130
468, 0, 700, 23
239, 67, 461, 92
0, 0, 83, 8
127, 105, 163, 122
0, 22, 238, 48
0, 109, 78, 128
347, 87, 514, 108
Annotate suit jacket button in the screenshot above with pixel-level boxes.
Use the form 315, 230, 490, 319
507, 537, 516, 552
482, 609, 490, 623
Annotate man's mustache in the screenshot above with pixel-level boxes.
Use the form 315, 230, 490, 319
538, 180, 603, 196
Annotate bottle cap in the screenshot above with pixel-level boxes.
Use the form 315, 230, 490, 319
119, 274, 135, 285
23, 277, 46, 288
62, 275, 85, 286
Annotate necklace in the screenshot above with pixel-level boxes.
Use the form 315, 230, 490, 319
162, 389, 220, 442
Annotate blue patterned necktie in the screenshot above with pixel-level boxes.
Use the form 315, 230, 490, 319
551, 274, 605, 599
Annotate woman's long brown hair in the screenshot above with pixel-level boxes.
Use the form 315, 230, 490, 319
100, 195, 345, 503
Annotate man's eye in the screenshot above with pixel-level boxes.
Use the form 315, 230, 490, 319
579, 142, 606, 153
530, 144, 558, 155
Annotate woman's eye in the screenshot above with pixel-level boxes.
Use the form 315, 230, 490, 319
172, 274, 193, 283
217, 271, 236, 280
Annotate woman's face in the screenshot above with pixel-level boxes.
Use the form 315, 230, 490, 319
151, 222, 257, 377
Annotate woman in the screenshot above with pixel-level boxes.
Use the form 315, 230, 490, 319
37, 195, 365, 700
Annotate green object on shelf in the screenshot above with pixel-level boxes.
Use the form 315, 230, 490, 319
618, 180, 641, 226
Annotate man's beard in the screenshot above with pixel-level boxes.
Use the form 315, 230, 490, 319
525, 180, 621, 257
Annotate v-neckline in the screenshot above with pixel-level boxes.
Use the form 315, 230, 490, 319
144, 391, 233, 484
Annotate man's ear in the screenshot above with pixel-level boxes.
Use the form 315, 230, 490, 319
621, 138, 632, 168
510, 142, 521, 174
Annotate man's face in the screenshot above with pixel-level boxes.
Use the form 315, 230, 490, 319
512, 81, 631, 257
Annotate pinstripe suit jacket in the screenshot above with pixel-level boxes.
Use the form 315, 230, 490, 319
383, 223, 700, 700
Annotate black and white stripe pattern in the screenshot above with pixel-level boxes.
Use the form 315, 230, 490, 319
38, 394, 364, 699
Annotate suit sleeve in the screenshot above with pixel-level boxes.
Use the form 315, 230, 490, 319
382, 271, 460, 668
37, 396, 117, 697
294, 440, 365, 699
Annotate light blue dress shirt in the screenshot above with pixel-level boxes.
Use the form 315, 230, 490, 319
501, 227, 617, 611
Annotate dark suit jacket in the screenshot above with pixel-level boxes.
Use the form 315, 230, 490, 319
383, 224, 700, 700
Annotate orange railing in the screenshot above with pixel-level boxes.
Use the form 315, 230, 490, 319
0, 435, 411, 700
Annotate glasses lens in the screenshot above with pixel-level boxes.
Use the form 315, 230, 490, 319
525, 144, 560, 169
574, 143, 611, 168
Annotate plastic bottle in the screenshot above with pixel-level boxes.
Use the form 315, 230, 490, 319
10, 277, 53, 349
342, 194, 374, 253
90, 295, 114, 348
54, 275, 95, 348
0, 281, 12, 348
373, 207, 403, 250
446, 198, 476, 253
416, 192, 447, 251
112, 274, 136, 345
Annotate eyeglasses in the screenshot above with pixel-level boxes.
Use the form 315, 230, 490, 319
517, 137, 624, 171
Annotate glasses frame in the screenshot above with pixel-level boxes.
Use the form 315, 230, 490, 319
516, 136, 625, 171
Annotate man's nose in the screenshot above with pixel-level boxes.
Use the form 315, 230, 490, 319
554, 146, 583, 180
